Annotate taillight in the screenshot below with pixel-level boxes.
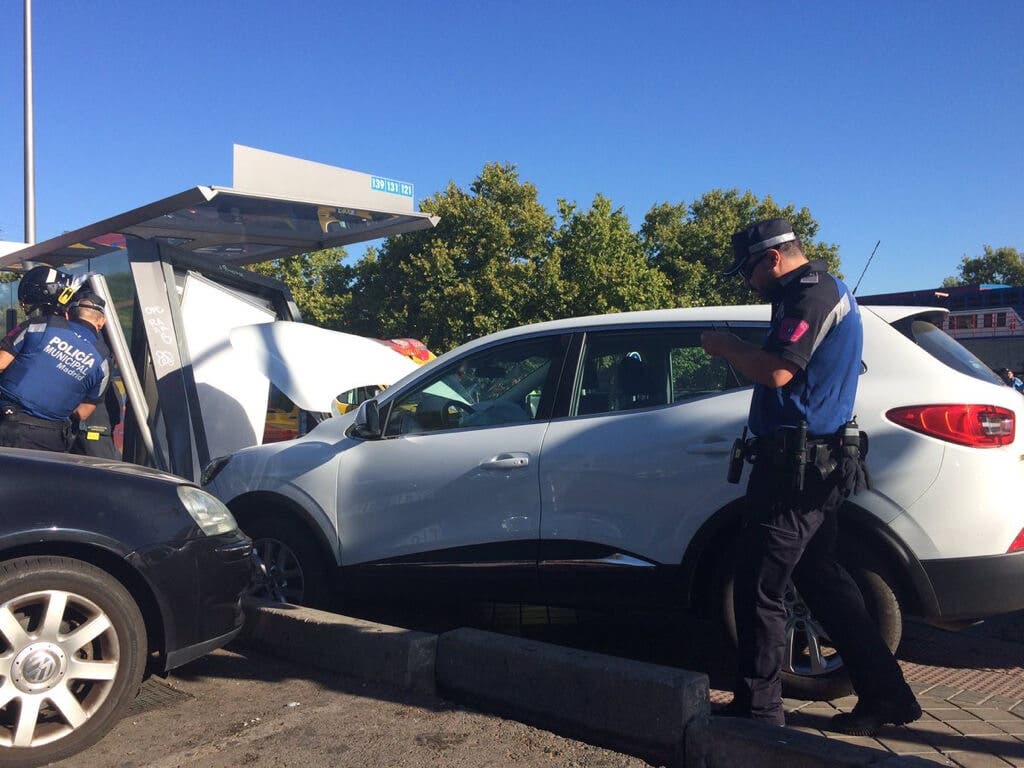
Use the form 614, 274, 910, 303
885, 404, 1015, 448
1009, 529, 1024, 553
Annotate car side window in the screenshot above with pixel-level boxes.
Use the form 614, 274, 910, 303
573, 327, 766, 416
384, 336, 562, 436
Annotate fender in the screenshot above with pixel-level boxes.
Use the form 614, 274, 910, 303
228, 490, 339, 565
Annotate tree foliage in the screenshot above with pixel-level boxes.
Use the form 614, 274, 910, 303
344, 163, 554, 350
252, 165, 842, 354
642, 189, 841, 307
553, 195, 671, 318
247, 249, 352, 329
942, 245, 1024, 287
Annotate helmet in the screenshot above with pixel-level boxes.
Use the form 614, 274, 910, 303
17, 266, 78, 311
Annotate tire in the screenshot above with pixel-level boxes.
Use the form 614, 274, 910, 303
0, 556, 146, 767
717, 554, 902, 701
242, 514, 332, 608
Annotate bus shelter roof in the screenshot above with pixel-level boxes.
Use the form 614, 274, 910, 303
0, 185, 438, 271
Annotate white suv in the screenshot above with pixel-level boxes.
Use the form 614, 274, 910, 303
204, 304, 1024, 699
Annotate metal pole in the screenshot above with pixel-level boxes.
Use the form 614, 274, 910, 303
24, 0, 36, 245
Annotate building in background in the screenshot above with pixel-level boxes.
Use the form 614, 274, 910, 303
859, 285, 1024, 372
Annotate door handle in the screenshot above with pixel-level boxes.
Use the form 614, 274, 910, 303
480, 452, 530, 470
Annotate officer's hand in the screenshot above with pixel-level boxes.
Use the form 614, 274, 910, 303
701, 330, 739, 357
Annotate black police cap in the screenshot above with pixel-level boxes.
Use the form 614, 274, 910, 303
723, 218, 798, 277
70, 291, 106, 313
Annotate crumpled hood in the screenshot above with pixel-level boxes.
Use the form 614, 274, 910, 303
229, 321, 417, 413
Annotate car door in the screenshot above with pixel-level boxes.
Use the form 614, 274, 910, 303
537, 324, 765, 603
336, 334, 569, 594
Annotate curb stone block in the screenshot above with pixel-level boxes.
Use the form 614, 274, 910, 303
436, 627, 708, 767
234, 599, 437, 695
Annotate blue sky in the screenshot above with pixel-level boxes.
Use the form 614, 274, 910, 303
0, 1, 1020, 297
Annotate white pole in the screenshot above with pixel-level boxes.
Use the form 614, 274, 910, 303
24, 0, 36, 245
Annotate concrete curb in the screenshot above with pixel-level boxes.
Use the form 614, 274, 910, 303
237, 602, 934, 767
235, 599, 437, 695
437, 627, 708, 767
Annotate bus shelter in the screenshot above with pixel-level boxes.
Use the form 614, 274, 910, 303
0, 146, 438, 482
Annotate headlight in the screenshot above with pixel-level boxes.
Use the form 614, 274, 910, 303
177, 486, 238, 536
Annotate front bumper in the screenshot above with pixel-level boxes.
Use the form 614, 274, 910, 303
920, 550, 1024, 621
128, 528, 253, 671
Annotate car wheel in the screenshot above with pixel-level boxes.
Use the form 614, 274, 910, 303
0, 556, 146, 768
243, 515, 331, 608
718, 556, 902, 701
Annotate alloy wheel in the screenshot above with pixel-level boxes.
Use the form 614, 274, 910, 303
782, 584, 844, 676
0, 589, 120, 748
252, 538, 306, 604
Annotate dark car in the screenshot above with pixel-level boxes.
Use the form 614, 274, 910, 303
0, 448, 252, 767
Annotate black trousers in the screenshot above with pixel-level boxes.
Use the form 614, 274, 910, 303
0, 415, 70, 452
732, 458, 912, 724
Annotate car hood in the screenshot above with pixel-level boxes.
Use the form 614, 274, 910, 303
229, 321, 418, 413
0, 447, 190, 485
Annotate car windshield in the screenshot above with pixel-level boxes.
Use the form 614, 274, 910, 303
905, 319, 1005, 386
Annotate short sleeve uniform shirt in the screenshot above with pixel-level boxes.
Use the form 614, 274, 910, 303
0, 317, 110, 421
749, 260, 863, 437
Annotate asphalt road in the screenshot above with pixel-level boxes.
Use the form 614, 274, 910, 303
54, 646, 645, 768
52, 602, 1024, 768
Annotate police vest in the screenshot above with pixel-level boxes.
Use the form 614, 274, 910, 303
0, 317, 110, 421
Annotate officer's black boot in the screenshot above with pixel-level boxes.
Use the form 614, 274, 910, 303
831, 696, 922, 736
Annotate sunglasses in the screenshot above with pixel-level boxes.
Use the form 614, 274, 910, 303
739, 251, 768, 280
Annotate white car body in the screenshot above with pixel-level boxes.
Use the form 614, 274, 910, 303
207, 304, 1024, 632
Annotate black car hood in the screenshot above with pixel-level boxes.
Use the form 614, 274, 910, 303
0, 447, 189, 486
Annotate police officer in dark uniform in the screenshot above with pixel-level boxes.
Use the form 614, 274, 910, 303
69, 370, 122, 459
0, 277, 111, 453
701, 218, 920, 734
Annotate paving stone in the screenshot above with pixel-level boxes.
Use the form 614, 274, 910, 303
827, 733, 885, 749
876, 731, 943, 755
908, 720, 968, 740
915, 755, 959, 766
945, 753, 1013, 767
961, 735, 1024, 762
953, 691, 997, 706
953, 722, 1012, 737
782, 697, 808, 712
928, 686, 966, 702
997, 722, 1024, 736
1012, 703, 1024, 718
969, 709, 1024, 722
936, 710, 984, 722
985, 735, 1024, 763
830, 695, 859, 709
985, 698, 1024, 712
922, 697, 965, 709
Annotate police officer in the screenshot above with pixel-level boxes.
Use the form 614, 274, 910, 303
69, 372, 122, 459
0, 279, 111, 452
701, 218, 920, 734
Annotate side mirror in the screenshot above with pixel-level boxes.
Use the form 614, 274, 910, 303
348, 399, 382, 439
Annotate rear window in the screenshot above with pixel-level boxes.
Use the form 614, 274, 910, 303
900, 319, 1004, 385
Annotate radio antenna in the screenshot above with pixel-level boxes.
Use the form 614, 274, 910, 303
852, 240, 881, 296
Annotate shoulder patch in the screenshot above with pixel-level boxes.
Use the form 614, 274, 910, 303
800, 272, 820, 284
776, 318, 810, 342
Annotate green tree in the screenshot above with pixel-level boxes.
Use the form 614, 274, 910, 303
553, 195, 670, 317
942, 245, 1024, 287
641, 189, 841, 307
345, 163, 556, 352
247, 248, 352, 329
